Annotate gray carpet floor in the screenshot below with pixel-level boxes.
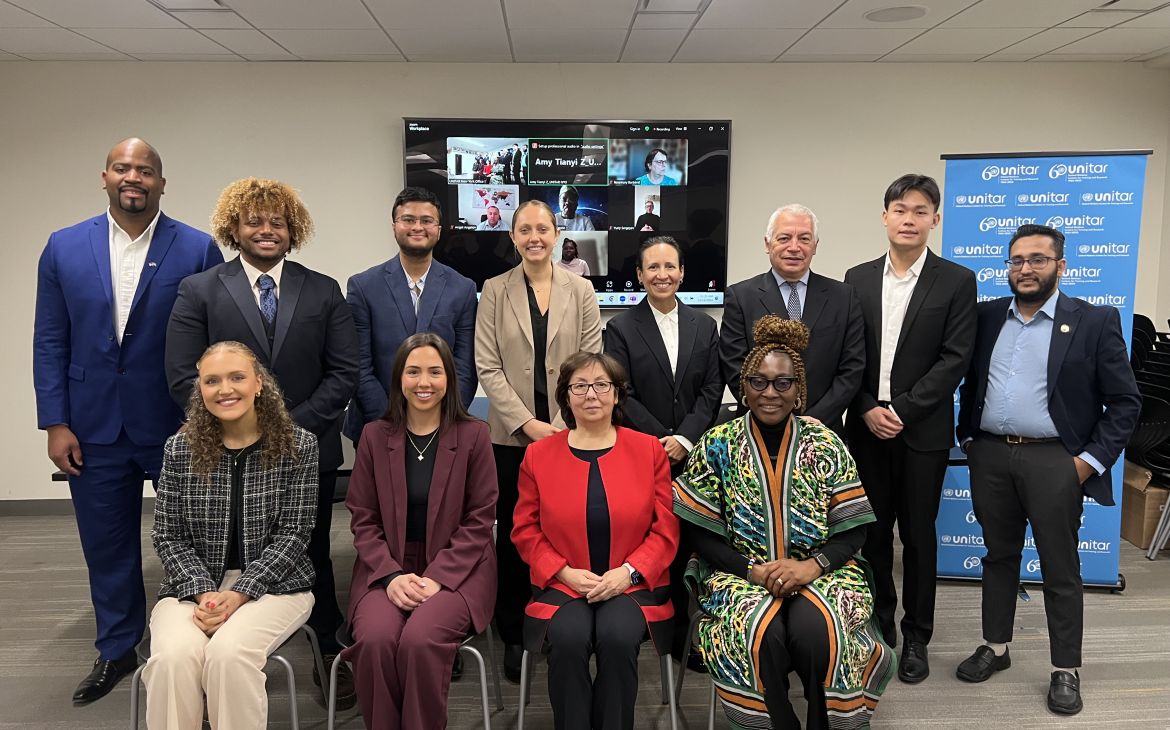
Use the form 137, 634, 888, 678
1, 505, 1167, 729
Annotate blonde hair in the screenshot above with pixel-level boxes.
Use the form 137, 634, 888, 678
210, 177, 314, 252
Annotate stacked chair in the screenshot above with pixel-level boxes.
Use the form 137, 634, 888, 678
1126, 313, 1170, 558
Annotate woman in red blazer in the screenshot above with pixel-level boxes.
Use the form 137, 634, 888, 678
512, 351, 678, 730
346, 333, 498, 730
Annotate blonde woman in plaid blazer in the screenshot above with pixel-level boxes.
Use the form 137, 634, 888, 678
143, 341, 318, 730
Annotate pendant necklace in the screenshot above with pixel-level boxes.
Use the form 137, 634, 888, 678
407, 429, 438, 461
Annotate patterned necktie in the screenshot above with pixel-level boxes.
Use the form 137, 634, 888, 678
411, 282, 422, 314
258, 274, 277, 323
786, 281, 801, 321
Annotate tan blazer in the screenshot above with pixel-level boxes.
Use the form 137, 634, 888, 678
475, 264, 602, 446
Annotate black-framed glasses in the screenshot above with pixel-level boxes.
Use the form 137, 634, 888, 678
568, 381, 614, 396
745, 376, 797, 393
395, 215, 439, 228
1005, 255, 1058, 271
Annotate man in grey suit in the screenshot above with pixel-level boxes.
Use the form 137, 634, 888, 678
719, 204, 865, 436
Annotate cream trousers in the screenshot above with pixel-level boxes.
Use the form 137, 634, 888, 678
141, 570, 314, 730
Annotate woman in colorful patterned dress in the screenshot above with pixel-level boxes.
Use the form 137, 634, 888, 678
673, 315, 894, 729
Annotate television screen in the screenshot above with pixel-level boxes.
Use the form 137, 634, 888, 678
404, 118, 731, 307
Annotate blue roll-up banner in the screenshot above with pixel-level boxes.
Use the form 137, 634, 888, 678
939, 150, 1150, 588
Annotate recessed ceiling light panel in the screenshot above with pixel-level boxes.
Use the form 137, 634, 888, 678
864, 5, 929, 23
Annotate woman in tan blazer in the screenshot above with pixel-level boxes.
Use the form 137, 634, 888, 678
475, 199, 602, 680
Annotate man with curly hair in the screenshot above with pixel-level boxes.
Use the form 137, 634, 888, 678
164, 177, 360, 707
33, 138, 223, 705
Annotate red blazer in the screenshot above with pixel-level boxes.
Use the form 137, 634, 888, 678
346, 419, 498, 633
512, 427, 678, 599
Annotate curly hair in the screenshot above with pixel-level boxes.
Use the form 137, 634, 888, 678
740, 315, 809, 411
184, 341, 298, 474
210, 177, 314, 252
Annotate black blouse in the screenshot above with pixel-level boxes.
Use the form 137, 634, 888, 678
403, 428, 439, 544
526, 276, 551, 424
570, 445, 613, 575
222, 440, 262, 571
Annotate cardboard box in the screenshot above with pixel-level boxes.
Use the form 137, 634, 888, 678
1121, 460, 1170, 550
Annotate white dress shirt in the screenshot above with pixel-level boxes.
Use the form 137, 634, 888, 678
401, 261, 430, 313
240, 256, 285, 307
108, 209, 160, 343
878, 248, 928, 404
650, 301, 693, 452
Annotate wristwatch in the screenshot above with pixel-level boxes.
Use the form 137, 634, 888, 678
812, 552, 831, 572
623, 562, 643, 585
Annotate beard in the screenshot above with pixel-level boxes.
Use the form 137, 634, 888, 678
118, 188, 148, 214
1009, 271, 1059, 304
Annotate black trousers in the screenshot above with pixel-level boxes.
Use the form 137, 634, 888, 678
307, 470, 344, 653
546, 597, 645, 730
494, 443, 529, 646
852, 427, 948, 646
758, 595, 830, 730
968, 436, 1085, 668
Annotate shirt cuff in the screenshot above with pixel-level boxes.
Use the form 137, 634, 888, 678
888, 405, 903, 424
673, 434, 694, 452
1077, 451, 1106, 476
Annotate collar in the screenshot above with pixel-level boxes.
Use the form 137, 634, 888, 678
240, 255, 285, 290
883, 247, 928, 278
106, 207, 161, 244
649, 300, 679, 325
770, 268, 810, 291
1008, 289, 1059, 322
400, 259, 431, 288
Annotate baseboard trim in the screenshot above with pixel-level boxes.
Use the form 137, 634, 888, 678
0, 498, 155, 516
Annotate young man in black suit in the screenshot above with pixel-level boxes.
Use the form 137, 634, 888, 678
164, 177, 359, 706
719, 203, 865, 436
844, 174, 977, 683
955, 224, 1139, 714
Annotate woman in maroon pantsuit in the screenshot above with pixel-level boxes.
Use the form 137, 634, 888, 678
346, 333, 498, 730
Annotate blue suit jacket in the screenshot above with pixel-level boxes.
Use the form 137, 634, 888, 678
957, 292, 1140, 505
34, 212, 223, 445
344, 256, 478, 442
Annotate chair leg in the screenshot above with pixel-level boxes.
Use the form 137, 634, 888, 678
270, 654, 299, 730
459, 645, 492, 730
128, 665, 146, 730
517, 650, 530, 730
484, 623, 504, 711
327, 653, 343, 730
675, 608, 701, 701
659, 654, 670, 705
663, 657, 679, 730
708, 680, 717, 730
298, 624, 329, 705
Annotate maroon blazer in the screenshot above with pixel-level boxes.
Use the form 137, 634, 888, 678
346, 418, 498, 633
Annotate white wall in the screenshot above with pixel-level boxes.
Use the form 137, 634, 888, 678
2, 61, 1168, 500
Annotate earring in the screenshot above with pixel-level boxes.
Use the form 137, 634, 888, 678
795, 398, 802, 410
741, 394, 748, 407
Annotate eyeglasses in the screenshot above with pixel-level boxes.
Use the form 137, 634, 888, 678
745, 375, 797, 393
1005, 255, 1058, 270
568, 381, 613, 396
395, 215, 439, 228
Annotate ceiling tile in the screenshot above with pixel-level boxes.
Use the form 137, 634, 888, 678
633, 13, 696, 30
6, 0, 182, 28
0, 27, 117, 53
1059, 10, 1149, 27
979, 52, 1037, 62
307, 54, 404, 61
785, 28, 921, 55
1119, 7, 1170, 28
78, 28, 228, 54
131, 52, 240, 60
621, 27, 687, 61
170, 10, 252, 29
879, 53, 984, 61
266, 28, 400, 56
388, 28, 511, 61
223, 0, 378, 29
942, 0, 1103, 28
885, 27, 1035, 55
778, 53, 882, 61
645, 0, 702, 10
697, 0, 831, 29
512, 28, 626, 61
983, 27, 1096, 58
1106, 0, 1169, 9
365, 0, 505, 31
19, 50, 135, 59
1054, 27, 1170, 53
200, 28, 287, 55
505, 0, 636, 30
675, 27, 803, 61
0, 49, 22, 59
1041, 52, 1146, 61
0, 2, 54, 28
818, 0, 980, 29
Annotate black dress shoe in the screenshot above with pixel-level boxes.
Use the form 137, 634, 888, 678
503, 644, 523, 684
956, 645, 1011, 683
73, 650, 138, 705
316, 655, 356, 711
451, 653, 464, 681
1047, 670, 1083, 715
897, 641, 929, 683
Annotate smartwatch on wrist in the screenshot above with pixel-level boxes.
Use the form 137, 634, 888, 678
623, 562, 643, 585
812, 552, 831, 573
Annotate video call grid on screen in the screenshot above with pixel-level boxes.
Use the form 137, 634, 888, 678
404, 119, 731, 308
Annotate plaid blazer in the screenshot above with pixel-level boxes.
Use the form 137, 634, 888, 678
152, 425, 319, 601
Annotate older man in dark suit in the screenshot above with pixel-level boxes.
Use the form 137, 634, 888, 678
844, 174, 977, 683
719, 203, 865, 436
955, 224, 1139, 715
164, 177, 359, 704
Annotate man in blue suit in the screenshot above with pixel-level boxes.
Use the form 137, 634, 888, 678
955, 224, 1139, 714
344, 187, 478, 443
33, 138, 223, 704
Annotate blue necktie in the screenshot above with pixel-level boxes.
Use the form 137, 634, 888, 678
258, 274, 277, 324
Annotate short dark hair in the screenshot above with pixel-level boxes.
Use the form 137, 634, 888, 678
644, 147, 669, 173
883, 174, 941, 211
383, 333, 475, 429
392, 186, 442, 222
554, 351, 628, 430
1009, 224, 1065, 259
636, 235, 684, 270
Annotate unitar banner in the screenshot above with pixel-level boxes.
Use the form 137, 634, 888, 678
938, 149, 1151, 588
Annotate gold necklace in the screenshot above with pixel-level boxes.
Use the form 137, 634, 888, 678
407, 428, 439, 461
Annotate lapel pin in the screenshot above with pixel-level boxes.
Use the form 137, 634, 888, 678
1060, 324, 1070, 333
147, 261, 157, 267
